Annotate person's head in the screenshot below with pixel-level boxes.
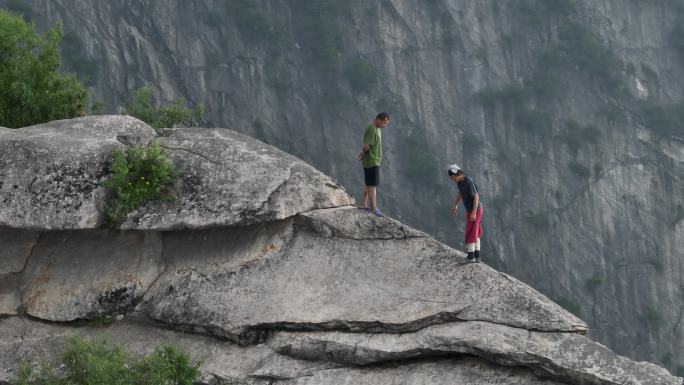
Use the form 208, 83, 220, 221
374, 112, 390, 128
447, 164, 465, 182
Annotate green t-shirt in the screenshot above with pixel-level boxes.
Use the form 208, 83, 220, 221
362, 124, 382, 168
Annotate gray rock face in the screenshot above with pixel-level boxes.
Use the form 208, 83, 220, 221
269, 321, 678, 385
0, 118, 352, 231
20, 230, 164, 321
0, 116, 156, 230
0, 315, 335, 385
0, 227, 38, 275
0, 316, 571, 385
121, 128, 352, 230
143, 207, 586, 344
0, 274, 21, 316
0, 118, 679, 384
15, 0, 684, 369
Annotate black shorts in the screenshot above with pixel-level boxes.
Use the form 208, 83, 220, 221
364, 166, 380, 187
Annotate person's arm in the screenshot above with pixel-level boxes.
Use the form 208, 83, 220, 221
451, 192, 462, 217
357, 144, 370, 160
357, 125, 374, 161
470, 193, 479, 221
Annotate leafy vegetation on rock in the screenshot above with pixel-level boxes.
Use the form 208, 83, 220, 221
126, 86, 204, 131
0, 9, 88, 128
14, 336, 201, 385
105, 141, 177, 225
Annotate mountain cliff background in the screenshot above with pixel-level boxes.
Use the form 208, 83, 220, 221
2, 0, 683, 373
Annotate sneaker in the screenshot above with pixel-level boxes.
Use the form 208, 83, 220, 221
357, 207, 370, 213
372, 209, 384, 217
475, 257, 481, 263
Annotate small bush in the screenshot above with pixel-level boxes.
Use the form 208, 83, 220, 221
290, 0, 342, 71
640, 102, 684, 137
105, 142, 177, 225
126, 87, 204, 131
346, 58, 378, 93
14, 336, 201, 385
569, 163, 591, 180
555, 296, 581, 317
584, 272, 603, 295
526, 211, 550, 229
0, 10, 88, 128
403, 131, 440, 189
516, 109, 552, 136
61, 31, 99, 86
475, 84, 528, 108
462, 132, 484, 149
227, 0, 274, 42
3, 0, 33, 19
643, 305, 661, 327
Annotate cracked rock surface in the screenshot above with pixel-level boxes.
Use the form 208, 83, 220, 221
268, 321, 678, 385
0, 117, 680, 385
143, 207, 587, 344
0, 116, 156, 230
120, 127, 353, 230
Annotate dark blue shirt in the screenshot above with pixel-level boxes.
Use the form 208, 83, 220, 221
457, 176, 481, 213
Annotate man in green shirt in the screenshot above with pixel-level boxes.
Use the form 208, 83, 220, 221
356, 112, 390, 217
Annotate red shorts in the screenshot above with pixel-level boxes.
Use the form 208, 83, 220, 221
465, 206, 483, 244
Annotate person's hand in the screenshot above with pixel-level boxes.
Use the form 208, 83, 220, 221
470, 211, 477, 222
451, 206, 458, 217
356, 152, 364, 161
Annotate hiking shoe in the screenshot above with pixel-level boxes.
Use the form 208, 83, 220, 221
372, 209, 384, 217
357, 207, 370, 213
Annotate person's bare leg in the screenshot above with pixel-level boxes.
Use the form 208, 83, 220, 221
359, 186, 369, 208
369, 187, 378, 211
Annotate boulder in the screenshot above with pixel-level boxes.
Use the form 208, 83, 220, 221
120, 128, 352, 230
0, 118, 352, 230
0, 314, 335, 385
269, 321, 678, 385
143, 207, 586, 345
0, 116, 156, 230
0, 227, 38, 274
20, 230, 164, 321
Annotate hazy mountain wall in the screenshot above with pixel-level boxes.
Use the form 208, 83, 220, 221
3, 0, 683, 372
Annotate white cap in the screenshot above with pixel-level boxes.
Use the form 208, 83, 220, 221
448, 164, 461, 174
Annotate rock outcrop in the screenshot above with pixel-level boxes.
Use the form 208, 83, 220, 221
0, 117, 680, 385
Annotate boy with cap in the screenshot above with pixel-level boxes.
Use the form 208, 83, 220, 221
448, 164, 483, 263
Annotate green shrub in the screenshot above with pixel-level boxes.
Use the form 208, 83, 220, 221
404, 131, 440, 188
227, 0, 274, 42
569, 163, 590, 180
345, 58, 378, 93
3, 0, 33, 19
0, 10, 88, 128
61, 30, 99, 86
475, 85, 528, 108
561, 120, 602, 153
584, 272, 603, 295
14, 336, 201, 385
677, 365, 684, 377
556, 21, 624, 94
105, 142, 177, 225
126, 87, 204, 131
640, 102, 684, 137
555, 296, 581, 317
525, 211, 549, 229
515, 109, 552, 136
462, 132, 484, 149
290, 0, 342, 71
643, 305, 661, 327
673, 16, 684, 60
